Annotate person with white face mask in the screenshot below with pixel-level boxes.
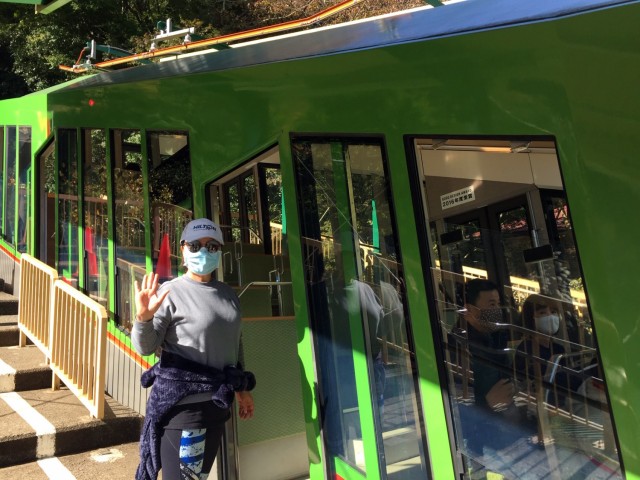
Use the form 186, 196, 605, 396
518, 295, 564, 358
515, 294, 568, 408
132, 218, 255, 480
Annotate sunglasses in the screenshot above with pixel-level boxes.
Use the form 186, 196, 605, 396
182, 240, 221, 253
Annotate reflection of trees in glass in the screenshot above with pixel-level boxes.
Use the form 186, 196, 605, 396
113, 130, 144, 251
264, 167, 282, 223
44, 149, 55, 193
0, 129, 4, 223
57, 129, 79, 279
112, 130, 143, 331
81, 129, 109, 307
244, 174, 258, 238
83, 129, 107, 230
115, 169, 144, 249
148, 145, 191, 206
221, 171, 259, 244
349, 145, 388, 248
85, 131, 107, 193
292, 141, 336, 279
147, 133, 193, 273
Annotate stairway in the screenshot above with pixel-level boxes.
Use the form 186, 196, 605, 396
0, 291, 144, 479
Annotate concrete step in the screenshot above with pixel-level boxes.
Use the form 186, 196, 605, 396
0, 388, 142, 468
0, 292, 19, 316
0, 321, 19, 347
0, 345, 51, 392
0, 441, 143, 479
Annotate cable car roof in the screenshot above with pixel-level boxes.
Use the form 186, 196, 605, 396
56, 0, 636, 92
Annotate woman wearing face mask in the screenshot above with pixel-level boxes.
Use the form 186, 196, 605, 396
515, 294, 567, 407
518, 295, 564, 361
132, 218, 255, 480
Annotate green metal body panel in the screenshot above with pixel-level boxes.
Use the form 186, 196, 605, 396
278, 133, 326, 478
3, 2, 639, 478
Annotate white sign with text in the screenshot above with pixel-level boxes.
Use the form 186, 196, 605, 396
440, 186, 475, 210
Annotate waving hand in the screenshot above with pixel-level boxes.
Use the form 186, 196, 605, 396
134, 273, 170, 322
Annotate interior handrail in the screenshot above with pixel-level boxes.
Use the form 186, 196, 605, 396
237, 280, 292, 299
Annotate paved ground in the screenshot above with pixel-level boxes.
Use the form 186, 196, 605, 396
0, 441, 149, 479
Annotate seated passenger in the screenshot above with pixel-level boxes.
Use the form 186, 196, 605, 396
453, 279, 527, 457
516, 294, 565, 371
515, 294, 579, 407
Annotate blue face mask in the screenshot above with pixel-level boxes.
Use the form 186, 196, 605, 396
183, 249, 221, 275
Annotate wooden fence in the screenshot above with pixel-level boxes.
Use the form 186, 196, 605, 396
17, 254, 108, 419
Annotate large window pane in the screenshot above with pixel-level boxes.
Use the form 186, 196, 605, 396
417, 138, 622, 479
57, 129, 79, 285
38, 139, 56, 267
348, 143, 429, 479
293, 138, 429, 478
262, 165, 285, 255
147, 131, 192, 281
18, 126, 31, 252
4, 126, 16, 244
0, 126, 4, 231
295, 141, 363, 471
82, 129, 108, 307
112, 129, 144, 330
221, 172, 258, 245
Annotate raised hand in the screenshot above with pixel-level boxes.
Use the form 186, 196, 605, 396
134, 272, 170, 322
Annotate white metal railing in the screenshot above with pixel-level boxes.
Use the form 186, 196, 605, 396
18, 254, 108, 419
18, 254, 58, 354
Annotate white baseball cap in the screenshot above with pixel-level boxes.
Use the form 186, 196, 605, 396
180, 218, 224, 245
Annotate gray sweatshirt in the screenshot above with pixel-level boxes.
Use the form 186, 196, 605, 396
132, 275, 242, 371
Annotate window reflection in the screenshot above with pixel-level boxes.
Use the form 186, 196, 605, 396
293, 138, 429, 479
38, 140, 56, 268
221, 172, 258, 245
18, 126, 31, 252
82, 129, 108, 307
0, 126, 4, 230
57, 129, 79, 286
147, 131, 192, 281
5, 126, 16, 244
113, 129, 144, 330
420, 139, 622, 479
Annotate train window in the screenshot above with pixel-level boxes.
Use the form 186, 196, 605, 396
81, 129, 108, 307
415, 138, 622, 479
146, 131, 192, 280
220, 171, 258, 245
4, 126, 16, 245
0, 126, 4, 233
37, 138, 55, 268
293, 138, 429, 478
260, 164, 285, 255
112, 129, 144, 330
57, 129, 79, 283
17, 126, 31, 253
